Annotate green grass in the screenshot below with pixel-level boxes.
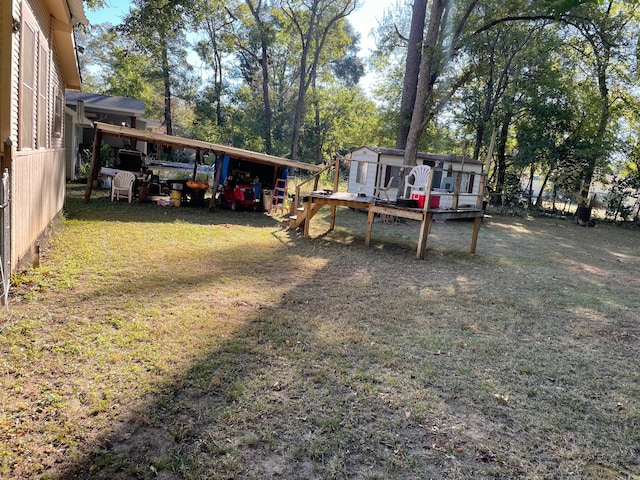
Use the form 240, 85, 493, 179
1, 184, 639, 479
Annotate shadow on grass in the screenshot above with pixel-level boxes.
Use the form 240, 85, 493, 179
7, 185, 639, 479
50, 237, 455, 479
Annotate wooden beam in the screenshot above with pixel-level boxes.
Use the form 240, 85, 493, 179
303, 199, 312, 238
422, 166, 435, 211
470, 216, 482, 254
416, 212, 432, 260
452, 171, 462, 210
365, 208, 375, 247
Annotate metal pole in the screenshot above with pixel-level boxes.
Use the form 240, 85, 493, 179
0, 168, 10, 306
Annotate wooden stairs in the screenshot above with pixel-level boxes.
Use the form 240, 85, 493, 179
287, 157, 342, 229
289, 203, 321, 229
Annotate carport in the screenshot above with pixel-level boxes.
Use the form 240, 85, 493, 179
83, 122, 322, 208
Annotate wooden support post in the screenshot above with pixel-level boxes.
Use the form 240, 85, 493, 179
470, 216, 482, 254
452, 171, 462, 210
416, 212, 432, 259
333, 157, 340, 192
365, 207, 375, 247
329, 205, 337, 231
303, 198, 312, 238
83, 129, 103, 203
423, 166, 435, 211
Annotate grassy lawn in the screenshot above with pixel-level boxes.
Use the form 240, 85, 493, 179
1, 184, 639, 479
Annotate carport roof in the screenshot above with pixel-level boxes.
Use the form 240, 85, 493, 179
95, 122, 322, 172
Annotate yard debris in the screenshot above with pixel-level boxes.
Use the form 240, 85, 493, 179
476, 450, 498, 463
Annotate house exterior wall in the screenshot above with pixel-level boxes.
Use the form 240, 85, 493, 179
1, 0, 79, 273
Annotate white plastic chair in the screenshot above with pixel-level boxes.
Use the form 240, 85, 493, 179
374, 176, 394, 201
111, 170, 136, 202
403, 165, 432, 198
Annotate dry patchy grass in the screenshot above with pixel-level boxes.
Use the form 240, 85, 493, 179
1, 185, 639, 479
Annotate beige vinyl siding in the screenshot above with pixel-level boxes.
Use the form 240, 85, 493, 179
11, 149, 65, 269
9, 0, 68, 270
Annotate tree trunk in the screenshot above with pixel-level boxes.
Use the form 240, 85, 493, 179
395, 0, 427, 150
400, 0, 447, 197
536, 168, 552, 207
290, 29, 311, 160
259, 41, 273, 154
494, 111, 511, 206
247, 0, 273, 154
161, 37, 173, 136
286, 0, 356, 161
313, 77, 322, 164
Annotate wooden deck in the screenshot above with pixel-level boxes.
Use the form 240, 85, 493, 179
302, 192, 484, 259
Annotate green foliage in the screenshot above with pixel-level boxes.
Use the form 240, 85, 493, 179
80, 0, 640, 202
543, 0, 604, 18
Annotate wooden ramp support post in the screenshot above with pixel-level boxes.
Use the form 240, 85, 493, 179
416, 212, 432, 260
470, 216, 482, 254
303, 197, 312, 239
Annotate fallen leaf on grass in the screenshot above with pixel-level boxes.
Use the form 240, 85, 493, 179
477, 450, 497, 463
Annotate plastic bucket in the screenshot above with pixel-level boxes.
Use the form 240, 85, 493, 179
170, 190, 181, 207
262, 189, 273, 211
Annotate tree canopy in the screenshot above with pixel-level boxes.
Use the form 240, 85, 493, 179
81, 0, 640, 215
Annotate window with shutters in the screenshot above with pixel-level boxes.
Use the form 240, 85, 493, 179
20, 20, 36, 150
38, 43, 49, 148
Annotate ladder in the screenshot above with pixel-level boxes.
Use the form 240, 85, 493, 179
272, 178, 288, 212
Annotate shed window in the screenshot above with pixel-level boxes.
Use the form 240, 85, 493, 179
356, 161, 368, 184
463, 173, 475, 194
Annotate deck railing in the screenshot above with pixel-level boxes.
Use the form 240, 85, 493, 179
289, 157, 342, 216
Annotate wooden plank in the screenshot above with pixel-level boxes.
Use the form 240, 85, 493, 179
432, 209, 483, 221
416, 212, 432, 260
422, 166, 436, 211
365, 208, 375, 247
470, 216, 482, 254
369, 204, 424, 221
452, 171, 462, 210
330, 205, 337, 231
303, 199, 312, 238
